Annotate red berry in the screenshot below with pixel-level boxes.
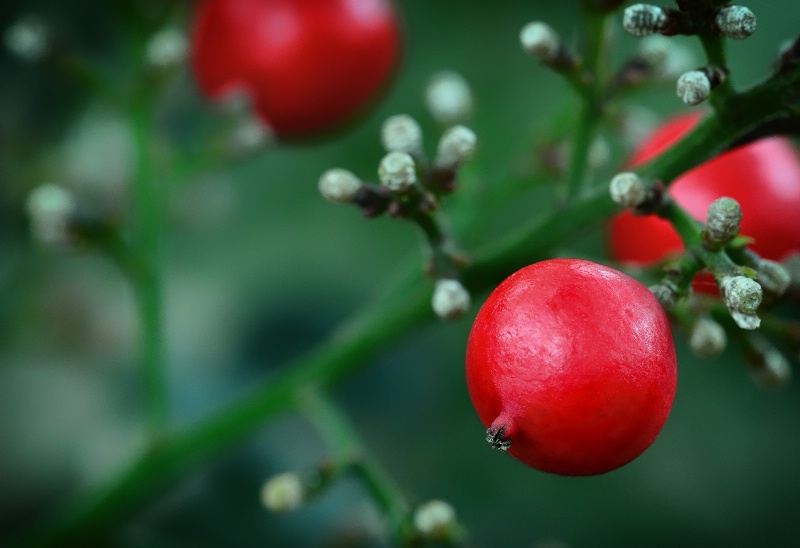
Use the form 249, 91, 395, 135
466, 259, 677, 476
610, 113, 800, 267
190, 0, 401, 137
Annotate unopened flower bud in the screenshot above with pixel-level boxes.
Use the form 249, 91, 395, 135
378, 151, 417, 191
751, 349, 791, 389
757, 259, 791, 296
381, 114, 423, 156
705, 197, 742, 243
260, 472, 305, 512
519, 22, 561, 62
5, 15, 48, 62
318, 168, 362, 203
413, 500, 457, 538
676, 70, 711, 106
435, 125, 477, 171
690, 318, 727, 357
649, 283, 677, 310
638, 35, 695, 79
715, 6, 756, 40
623, 4, 670, 37
26, 183, 76, 247
432, 279, 471, 320
609, 172, 646, 208
228, 116, 274, 154
721, 275, 761, 314
425, 71, 473, 125
146, 27, 188, 68
720, 275, 761, 329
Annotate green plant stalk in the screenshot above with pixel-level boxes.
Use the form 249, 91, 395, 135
299, 390, 411, 541
699, 32, 735, 109
566, 8, 608, 200
19, 49, 800, 548
637, 62, 800, 186
130, 88, 169, 440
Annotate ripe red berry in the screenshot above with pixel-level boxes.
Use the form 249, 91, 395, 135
466, 259, 677, 476
190, 0, 402, 137
610, 113, 800, 267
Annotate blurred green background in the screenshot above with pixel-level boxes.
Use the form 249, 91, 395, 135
2, 1, 800, 546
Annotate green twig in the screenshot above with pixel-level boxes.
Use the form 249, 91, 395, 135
130, 83, 169, 441
299, 389, 412, 541
16, 37, 800, 548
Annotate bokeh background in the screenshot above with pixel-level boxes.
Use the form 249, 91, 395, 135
2, 1, 800, 546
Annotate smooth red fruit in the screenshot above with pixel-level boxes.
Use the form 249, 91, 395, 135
466, 259, 677, 476
610, 112, 800, 267
190, 0, 401, 137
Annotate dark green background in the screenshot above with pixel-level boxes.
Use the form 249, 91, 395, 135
1, 1, 799, 546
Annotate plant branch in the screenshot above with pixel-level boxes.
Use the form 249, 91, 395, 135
17, 50, 800, 548
129, 84, 169, 441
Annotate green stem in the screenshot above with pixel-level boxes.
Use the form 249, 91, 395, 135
566, 8, 607, 200
636, 59, 800, 186
698, 32, 735, 109
130, 87, 169, 440
299, 390, 411, 541
17, 51, 800, 548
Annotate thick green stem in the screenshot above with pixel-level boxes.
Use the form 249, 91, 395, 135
130, 89, 169, 440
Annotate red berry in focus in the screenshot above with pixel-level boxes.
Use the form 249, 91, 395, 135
466, 259, 677, 476
610, 113, 800, 267
190, 0, 401, 137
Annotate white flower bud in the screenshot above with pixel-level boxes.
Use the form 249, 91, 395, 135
609, 172, 647, 208
676, 70, 711, 106
318, 168, 362, 203
757, 259, 791, 296
705, 197, 742, 242
378, 151, 417, 191
690, 318, 727, 358
145, 27, 188, 68
228, 116, 274, 155
432, 279, 471, 320
380, 114, 423, 156
715, 6, 756, 40
649, 283, 677, 310
260, 472, 305, 512
638, 35, 695, 79
720, 275, 761, 329
623, 4, 669, 37
519, 22, 561, 62
413, 500, 457, 537
4, 15, 48, 62
721, 275, 761, 314
752, 349, 791, 389
588, 137, 611, 170
425, 71, 473, 125
435, 125, 477, 171
26, 183, 76, 247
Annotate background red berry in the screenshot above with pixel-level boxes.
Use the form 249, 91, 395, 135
466, 259, 677, 476
190, 0, 401, 137
609, 112, 800, 266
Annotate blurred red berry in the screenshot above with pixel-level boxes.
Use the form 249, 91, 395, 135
190, 0, 401, 137
466, 259, 677, 476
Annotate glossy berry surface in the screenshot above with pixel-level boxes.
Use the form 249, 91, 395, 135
610, 113, 800, 266
190, 0, 401, 137
466, 259, 677, 476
